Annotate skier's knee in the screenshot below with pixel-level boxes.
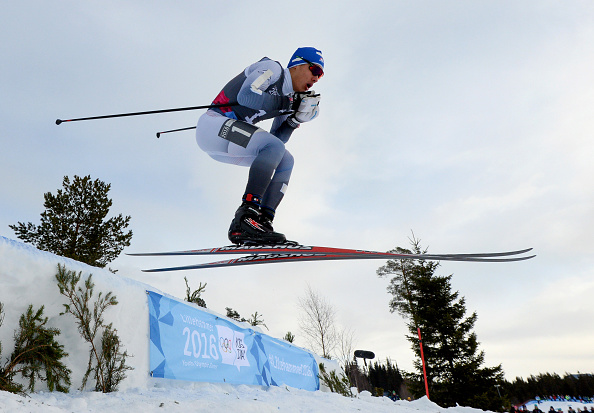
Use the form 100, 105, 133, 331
278, 151, 294, 173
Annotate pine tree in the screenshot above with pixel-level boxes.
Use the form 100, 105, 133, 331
0, 302, 23, 394
318, 362, 353, 397
368, 358, 404, 397
224, 307, 268, 330
10, 175, 132, 268
225, 307, 243, 322
377, 238, 504, 409
55, 264, 132, 392
506, 373, 594, 406
184, 277, 207, 308
99, 324, 132, 393
0, 303, 71, 394
246, 311, 268, 330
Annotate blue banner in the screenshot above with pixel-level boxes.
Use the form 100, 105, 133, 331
147, 291, 319, 391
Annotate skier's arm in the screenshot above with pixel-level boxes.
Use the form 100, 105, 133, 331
271, 92, 322, 142
237, 61, 292, 112
270, 115, 297, 143
271, 91, 322, 142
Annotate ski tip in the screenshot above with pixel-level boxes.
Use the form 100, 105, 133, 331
503, 254, 536, 262
504, 254, 536, 262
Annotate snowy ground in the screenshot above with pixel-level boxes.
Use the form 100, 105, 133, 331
2, 386, 592, 413
0, 386, 474, 413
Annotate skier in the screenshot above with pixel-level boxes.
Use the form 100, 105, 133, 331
195, 47, 324, 245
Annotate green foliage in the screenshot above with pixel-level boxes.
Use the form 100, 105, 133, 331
10, 175, 132, 268
0, 302, 23, 394
506, 373, 594, 405
98, 324, 132, 393
225, 307, 243, 322
283, 332, 295, 343
246, 311, 268, 330
374, 387, 384, 397
377, 237, 504, 408
55, 264, 132, 392
319, 362, 353, 397
184, 277, 207, 308
368, 358, 404, 396
0, 303, 71, 394
225, 307, 268, 330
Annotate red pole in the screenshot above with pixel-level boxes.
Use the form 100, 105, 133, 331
417, 328, 430, 399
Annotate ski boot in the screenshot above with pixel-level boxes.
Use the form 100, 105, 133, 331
228, 202, 287, 245
258, 207, 277, 233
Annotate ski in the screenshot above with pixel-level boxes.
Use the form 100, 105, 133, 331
128, 245, 533, 259
140, 250, 535, 272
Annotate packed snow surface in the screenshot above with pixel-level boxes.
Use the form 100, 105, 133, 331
1, 385, 590, 413
1, 386, 593, 413
0, 388, 475, 413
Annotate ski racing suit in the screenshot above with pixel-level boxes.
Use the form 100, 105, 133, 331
195, 57, 298, 215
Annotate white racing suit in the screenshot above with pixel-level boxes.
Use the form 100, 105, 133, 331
196, 57, 299, 215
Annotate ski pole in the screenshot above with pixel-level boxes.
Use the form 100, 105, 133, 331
55, 102, 238, 125
156, 126, 196, 138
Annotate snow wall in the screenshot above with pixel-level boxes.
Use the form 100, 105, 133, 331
0, 236, 337, 391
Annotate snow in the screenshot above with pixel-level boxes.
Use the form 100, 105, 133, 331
2, 388, 590, 413
1, 390, 593, 413
0, 386, 483, 413
1, 236, 592, 413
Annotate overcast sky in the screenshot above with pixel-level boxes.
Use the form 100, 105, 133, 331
2, 1, 593, 380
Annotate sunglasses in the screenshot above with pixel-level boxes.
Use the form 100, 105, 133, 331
297, 55, 324, 78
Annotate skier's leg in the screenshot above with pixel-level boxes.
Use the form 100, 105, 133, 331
226, 131, 287, 244
228, 131, 286, 202
260, 150, 294, 229
196, 112, 287, 244
196, 111, 285, 174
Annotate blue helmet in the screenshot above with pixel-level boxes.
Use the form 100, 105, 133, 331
288, 47, 324, 71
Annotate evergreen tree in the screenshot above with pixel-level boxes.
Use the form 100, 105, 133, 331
0, 303, 71, 394
505, 373, 594, 405
368, 358, 404, 397
225, 307, 243, 322
377, 238, 504, 409
10, 175, 132, 268
246, 311, 268, 330
224, 307, 268, 330
98, 324, 131, 393
318, 362, 353, 397
184, 277, 207, 308
55, 264, 132, 392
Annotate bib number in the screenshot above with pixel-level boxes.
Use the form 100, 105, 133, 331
218, 119, 259, 148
